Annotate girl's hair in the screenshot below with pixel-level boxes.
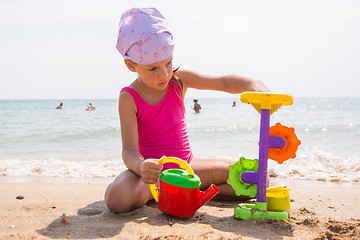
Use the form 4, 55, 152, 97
172, 65, 180, 73
170, 76, 183, 100
171, 64, 182, 91
171, 64, 183, 100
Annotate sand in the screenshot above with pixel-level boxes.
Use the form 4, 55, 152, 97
1, 179, 359, 240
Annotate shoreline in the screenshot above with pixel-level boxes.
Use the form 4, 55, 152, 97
0, 176, 114, 184
1, 179, 359, 239
1, 175, 358, 187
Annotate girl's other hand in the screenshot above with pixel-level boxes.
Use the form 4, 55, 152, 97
247, 78, 271, 92
140, 159, 163, 184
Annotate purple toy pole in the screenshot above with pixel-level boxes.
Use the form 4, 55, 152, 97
257, 109, 270, 203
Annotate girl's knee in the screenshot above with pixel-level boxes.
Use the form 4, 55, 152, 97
105, 183, 132, 212
104, 178, 151, 213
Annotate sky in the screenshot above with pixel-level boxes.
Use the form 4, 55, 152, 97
1, 0, 359, 99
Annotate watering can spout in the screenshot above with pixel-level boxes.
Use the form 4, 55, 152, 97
196, 184, 219, 211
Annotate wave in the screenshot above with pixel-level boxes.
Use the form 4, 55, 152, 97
1, 127, 121, 147
1, 150, 359, 183
0, 158, 126, 178
268, 150, 360, 183
51, 127, 120, 142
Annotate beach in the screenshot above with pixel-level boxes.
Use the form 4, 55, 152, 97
2, 0, 360, 238
1, 179, 359, 240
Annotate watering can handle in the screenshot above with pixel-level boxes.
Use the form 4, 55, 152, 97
149, 157, 194, 202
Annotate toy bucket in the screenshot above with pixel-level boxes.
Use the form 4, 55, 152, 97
149, 157, 219, 218
266, 187, 291, 211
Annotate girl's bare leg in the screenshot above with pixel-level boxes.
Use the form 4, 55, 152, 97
105, 169, 153, 212
190, 158, 252, 201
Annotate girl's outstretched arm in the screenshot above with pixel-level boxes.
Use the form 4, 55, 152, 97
118, 91, 162, 184
174, 69, 270, 97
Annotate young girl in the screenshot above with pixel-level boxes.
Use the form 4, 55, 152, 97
105, 7, 270, 212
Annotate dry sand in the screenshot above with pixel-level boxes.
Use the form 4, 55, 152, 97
1, 179, 359, 240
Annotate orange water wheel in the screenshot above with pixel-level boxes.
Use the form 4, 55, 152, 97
268, 123, 301, 164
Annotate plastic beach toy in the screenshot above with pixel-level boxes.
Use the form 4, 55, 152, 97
268, 123, 301, 164
149, 157, 219, 218
228, 157, 258, 198
266, 187, 291, 212
227, 92, 301, 220
240, 92, 293, 115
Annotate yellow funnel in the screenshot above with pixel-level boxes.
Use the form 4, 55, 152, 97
240, 92, 293, 115
266, 187, 291, 212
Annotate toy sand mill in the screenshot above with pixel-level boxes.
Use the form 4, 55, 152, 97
227, 92, 301, 220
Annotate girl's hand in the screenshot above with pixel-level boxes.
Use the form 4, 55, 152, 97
246, 78, 271, 92
140, 159, 163, 184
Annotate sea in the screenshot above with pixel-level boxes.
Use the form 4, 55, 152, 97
0, 97, 359, 184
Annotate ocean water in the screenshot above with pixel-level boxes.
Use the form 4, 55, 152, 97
0, 97, 359, 183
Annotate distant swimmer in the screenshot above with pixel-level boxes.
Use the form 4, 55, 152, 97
86, 102, 96, 111
56, 103, 63, 109
192, 99, 201, 113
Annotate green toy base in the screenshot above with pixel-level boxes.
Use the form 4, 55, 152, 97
234, 202, 288, 220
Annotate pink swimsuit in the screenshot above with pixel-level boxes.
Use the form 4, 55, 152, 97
121, 79, 193, 169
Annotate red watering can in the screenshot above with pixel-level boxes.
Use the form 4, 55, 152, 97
149, 157, 219, 218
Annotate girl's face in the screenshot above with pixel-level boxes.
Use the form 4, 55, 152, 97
132, 57, 173, 91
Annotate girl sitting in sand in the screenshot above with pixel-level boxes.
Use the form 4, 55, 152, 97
105, 7, 270, 212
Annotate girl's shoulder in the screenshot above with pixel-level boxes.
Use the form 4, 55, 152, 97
118, 89, 137, 115
120, 80, 141, 99
119, 87, 136, 105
